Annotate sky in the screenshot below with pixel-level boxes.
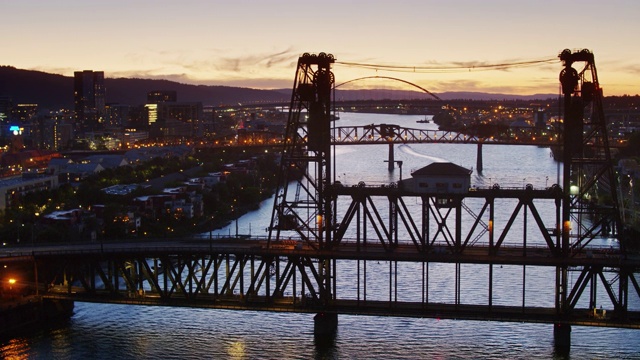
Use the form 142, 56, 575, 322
2, 0, 639, 96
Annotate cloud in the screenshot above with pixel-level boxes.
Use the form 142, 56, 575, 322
264, 49, 296, 68
181, 48, 299, 74
604, 59, 640, 75
431, 79, 556, 96
83, 47, 301, 88
29, 66, 77, 77
201, 77, 293, 89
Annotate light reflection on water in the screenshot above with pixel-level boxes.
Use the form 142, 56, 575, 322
3, 302, 639, 359
2, 113, 639, 359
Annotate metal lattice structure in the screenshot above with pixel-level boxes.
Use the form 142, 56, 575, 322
268, 52, 336, 250
556, 49, 629, 325
559, 48, 622, 251
267, 52, 337, 307
332, 124, 558, 145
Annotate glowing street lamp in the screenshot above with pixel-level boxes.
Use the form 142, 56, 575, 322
569, 185, 580, 195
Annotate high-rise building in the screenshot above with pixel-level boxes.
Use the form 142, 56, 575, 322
74, 70, 106, 133
14, 103, 38, 122
147, 90, 177, 104
144, 90, 202, 138
534, 107, 547, 129
105, 103, 130, 128
149, 102, 203, 139
0, 96, 12, 123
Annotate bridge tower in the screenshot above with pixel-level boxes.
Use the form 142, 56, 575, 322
268, 52, 338, 333
556, 48, 624, 351
559, 48, 623, 251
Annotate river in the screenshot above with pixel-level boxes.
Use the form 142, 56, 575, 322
1, 112, 638, 359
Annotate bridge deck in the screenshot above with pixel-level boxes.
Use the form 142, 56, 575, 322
1, 239, 633, 268
3, 239, 639, 330
42, 290, 640, 330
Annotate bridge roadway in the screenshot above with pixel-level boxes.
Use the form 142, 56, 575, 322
0, 237, 632, 267
2, 238, 638, 329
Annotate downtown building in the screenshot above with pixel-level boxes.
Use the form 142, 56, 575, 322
74, 70, 106, 134
145, 90, 203, 140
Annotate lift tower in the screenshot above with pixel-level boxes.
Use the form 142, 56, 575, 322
268, 53, 336, 319
269, 52, 335, 246
556, 48, 624, 349
559, 48, 622, 252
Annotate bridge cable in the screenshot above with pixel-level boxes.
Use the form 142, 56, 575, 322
335, 57, 558, 74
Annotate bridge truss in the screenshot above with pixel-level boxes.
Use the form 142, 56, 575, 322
260, 50, 638, 333
3, 51, 639, 344
332, 124, 557, 146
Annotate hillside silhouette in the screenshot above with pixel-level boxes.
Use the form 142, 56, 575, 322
1, 66, 557, 109
0, 66, 289, 109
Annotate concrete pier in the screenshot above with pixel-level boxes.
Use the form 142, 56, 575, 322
476, 143, 483, 173
314, 312, 338, 336
553, 323, 571, 355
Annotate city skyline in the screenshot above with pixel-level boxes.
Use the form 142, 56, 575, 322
2, 0, 639, 96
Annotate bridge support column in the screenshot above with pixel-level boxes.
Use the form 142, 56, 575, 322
314, 312, 338, 336
476, 143, 483, 173
388, 143, 394, 171
553, 323, 571, 354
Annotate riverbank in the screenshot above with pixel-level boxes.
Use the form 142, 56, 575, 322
0, 296, 74, 338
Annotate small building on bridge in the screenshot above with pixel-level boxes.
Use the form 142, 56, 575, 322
402, 162, 472, 194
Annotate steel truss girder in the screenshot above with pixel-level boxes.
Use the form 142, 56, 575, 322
566, 265, 640, 315
331, 191, 561, 256
29, 246, 639, 327
332, 125, 557, 146
45, 252, 331, 306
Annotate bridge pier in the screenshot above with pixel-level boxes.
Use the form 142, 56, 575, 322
476, 143, 483, 173
314, 312, 338, 336
388, 143, 394, 171
553, 323, 571, 355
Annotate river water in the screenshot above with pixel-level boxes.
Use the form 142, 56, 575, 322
2, 113, 639, 359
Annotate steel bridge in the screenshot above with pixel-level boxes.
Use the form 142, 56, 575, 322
198, 124, 558, 147
3, 226, 638, 329
1, 50, 639, 353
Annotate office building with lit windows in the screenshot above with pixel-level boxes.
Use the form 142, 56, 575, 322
74, 70, 105, 133
147, 90, 177, 104
145, 91, 202, 139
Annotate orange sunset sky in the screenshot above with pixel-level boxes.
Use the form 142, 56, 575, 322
2, 0, 639, 96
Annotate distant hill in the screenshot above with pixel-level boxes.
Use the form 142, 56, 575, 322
105, 78, 289, 106
0, 66, 289, 109
333, 88, 557, 101
0, 66, 557, 109
432, 91, 557, 101
0, 66, 72, 109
